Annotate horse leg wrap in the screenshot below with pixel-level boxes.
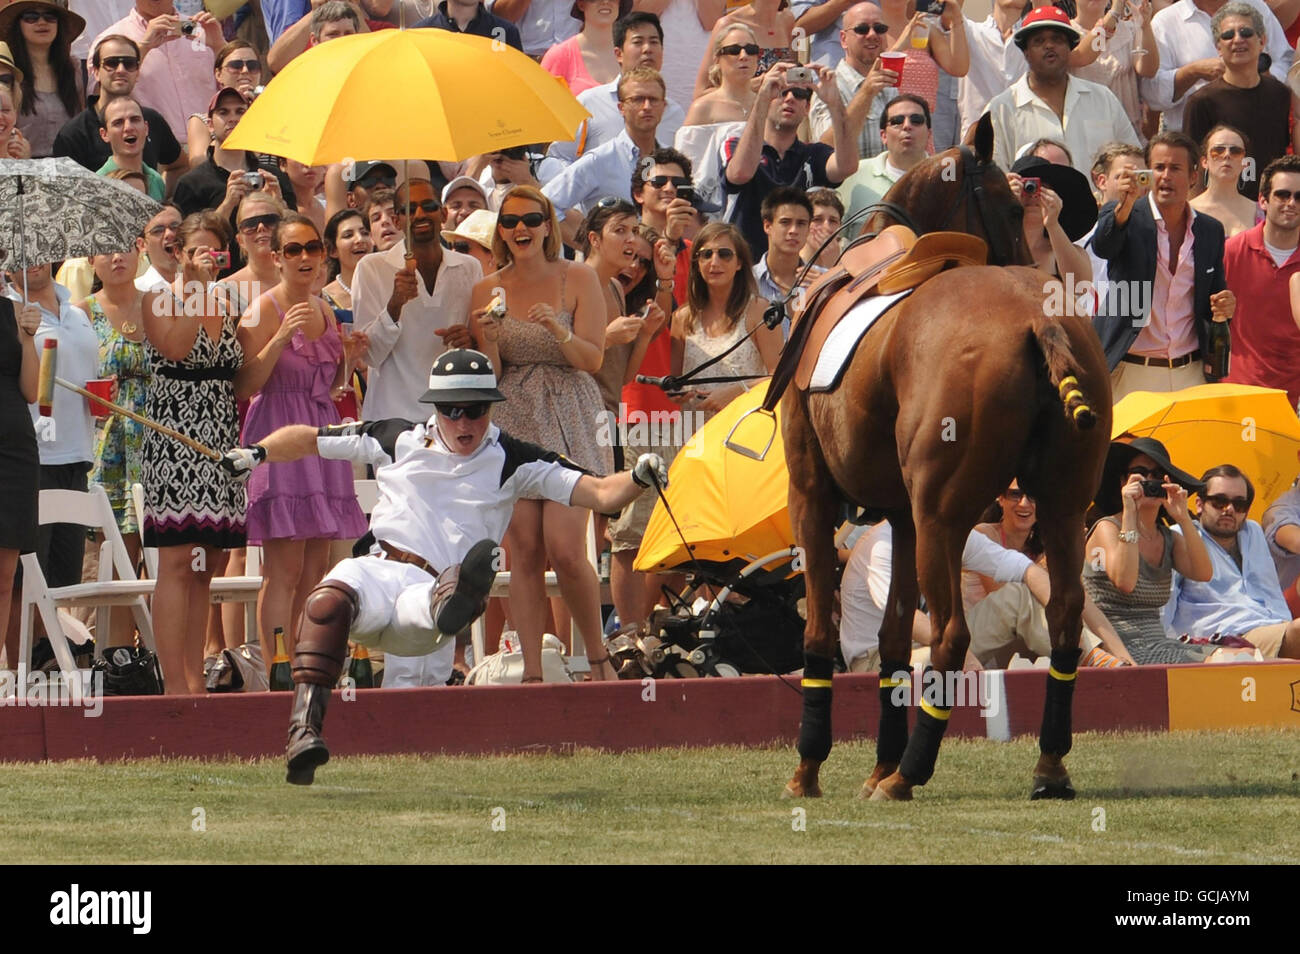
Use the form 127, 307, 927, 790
877, 659, 911, 765
898, 696, 951, 786
292, 582, 357, 687
798, 653, 835, 762
1039, 647, 1081, 758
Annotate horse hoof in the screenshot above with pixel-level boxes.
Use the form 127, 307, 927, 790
781, 780, 822, 799
1029, 775, 1076, 800
867, 772, 913, 802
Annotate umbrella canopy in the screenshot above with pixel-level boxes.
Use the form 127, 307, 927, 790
223, 28, 590, 165
0, 158, 161, 270
636, 381, 794, 574
1112, 383, 1300, 513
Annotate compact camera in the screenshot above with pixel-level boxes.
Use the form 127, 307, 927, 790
212, 251, 231, 270
1134, 169, 1154, 188
180, 18, 197, 36
1021, 177, 1040, 197
1141, 479, 1165, 498
785, 66, 817, 85
244, 171, 263, 189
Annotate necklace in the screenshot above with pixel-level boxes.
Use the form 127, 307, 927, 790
336, 275, 351, 296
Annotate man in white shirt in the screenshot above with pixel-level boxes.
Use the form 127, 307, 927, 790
221, 349, 669, 784
984, 6, 1140, 176
810, 1, 897, 160
1140, 0, 1292, 133
354, 179, 482, 420
957, 0, 1025, 140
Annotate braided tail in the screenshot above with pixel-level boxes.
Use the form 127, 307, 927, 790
1032, 320, 1098, 430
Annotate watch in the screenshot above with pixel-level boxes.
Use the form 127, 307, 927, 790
1118, 529, 1138, 543
656, 278, 674, 290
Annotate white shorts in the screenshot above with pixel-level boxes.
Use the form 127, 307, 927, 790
326, 555, 450, 658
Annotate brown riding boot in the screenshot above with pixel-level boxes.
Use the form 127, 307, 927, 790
285, 581, 355, 785
286, 683, 331, 785
430, 539, 498, 637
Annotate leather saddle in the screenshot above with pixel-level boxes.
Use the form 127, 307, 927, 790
762, 226, 989, 409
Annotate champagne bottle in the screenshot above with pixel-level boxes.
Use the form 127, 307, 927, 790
349, 643, 374, 689
269, 627, 293, 691
1206, 314, 1231, 382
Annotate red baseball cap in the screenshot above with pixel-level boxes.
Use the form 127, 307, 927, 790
1014, 6, 1083, 50
207, 86, 247, 116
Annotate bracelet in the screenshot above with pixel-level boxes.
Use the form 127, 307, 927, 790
1118, 529, 1138, 543
656, 278, 674, 290
557, 326, 573, 344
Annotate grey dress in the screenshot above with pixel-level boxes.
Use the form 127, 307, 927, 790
1082, 517, 1213, 665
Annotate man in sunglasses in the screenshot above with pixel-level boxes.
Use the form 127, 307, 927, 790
838, 94, 932, 224
53, 34, 186, 187
1222, 155, 1300, 405
1184, 4, 1295, 201
353, 178, 482, 422
1169, 464, 1300, 660
219, 348, 669, 783
810, 3, 896, 161
724, 60, 858, 259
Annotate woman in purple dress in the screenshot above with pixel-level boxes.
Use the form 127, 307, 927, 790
236, 214, 368, 674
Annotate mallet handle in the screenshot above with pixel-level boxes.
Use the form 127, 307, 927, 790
54, 377, 223, 461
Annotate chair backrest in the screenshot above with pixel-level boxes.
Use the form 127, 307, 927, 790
355, 479, 380, 515
41, 486, 140, 584
130, 482, 158, 579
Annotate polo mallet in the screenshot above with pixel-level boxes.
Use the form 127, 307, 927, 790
37, 338, 56, 416
54, 376, 222, 460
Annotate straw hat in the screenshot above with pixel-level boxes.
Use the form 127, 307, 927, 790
0, 1, 87, 45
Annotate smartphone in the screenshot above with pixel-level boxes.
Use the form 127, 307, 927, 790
1141, 479, 1165, 498
785, 65, 817, 85
677, 186, 696, 204
212, 251, 231, 270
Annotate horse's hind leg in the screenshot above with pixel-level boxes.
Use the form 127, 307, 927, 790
859, 509, 917, 798
782, 401, 841, 799
1029, 505, 1086, 800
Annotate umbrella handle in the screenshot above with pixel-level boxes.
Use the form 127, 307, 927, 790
724, 407, 777, 462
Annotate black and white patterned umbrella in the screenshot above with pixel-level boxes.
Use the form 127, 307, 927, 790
0, 157, 162, 270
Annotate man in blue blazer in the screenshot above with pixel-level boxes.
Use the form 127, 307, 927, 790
1090, 130, 1237, 402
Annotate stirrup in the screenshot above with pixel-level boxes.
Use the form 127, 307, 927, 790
724, 407, 777, 461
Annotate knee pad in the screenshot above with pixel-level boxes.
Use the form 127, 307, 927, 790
304, 582, 358, 627
293, 582, 357, 686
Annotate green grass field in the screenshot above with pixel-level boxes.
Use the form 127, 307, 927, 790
3, 729, 1298, 864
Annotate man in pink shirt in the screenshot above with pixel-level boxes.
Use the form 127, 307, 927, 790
1224, 155, 1300, 408
1091, 130, 1236, 402
92, 0, 222, 150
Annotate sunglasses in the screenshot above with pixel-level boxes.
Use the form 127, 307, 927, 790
648, 174, 690, 189
1003, 488, 1035, 503
1208, 144, 1246, 157
450, 241, 472, 253
146, 221, 182, 237
887, 112, 929, 127
239, 212, 281, 234
1203, 493, 1249, 511
1127, 466, 1164, 479
356, 174, 396, 190
222, 58, 261, 73
697, 247, 736, 261
436, 403, 491, 420
403, 199, 442, 216
851, 22, 890, 34
99, 55, 140, 72
1218, 26, 1256, 40
718, 43, 761, 56
499, 211, 547, 228
781, 87, 814, 101
280, 240, 325, 258
1271, 188, 1300, 203
20, 10, 60, 23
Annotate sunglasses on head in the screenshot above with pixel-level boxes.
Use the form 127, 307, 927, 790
697, 247, 736, 261
781, 87, 814, 101
1203, 493, 1249, 511
1271, 188, 1300, 203
403, 198, 442, 216
99, 55, 140, 72
280, 240, 325, 258
887, 112, 929, 127
1004, 488, 1034, 503
239, 212, 281, 234
499, 211, 547, 228
718, 42, 761, 56
436, 402, 490, 420
851, 22, 890, 34
648, 174, 690, 189
1209, 144, 1246, 157
223, 58, 261, 73
20, 10, 60, 23
1218, 26, 1255, 40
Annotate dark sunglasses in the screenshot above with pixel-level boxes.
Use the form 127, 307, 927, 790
1003, 488, 1035, 503
20, 10, 60, 23
99, 55, 140, 72
718, 43, 761, 56
1271, 188, 1300, 203
450, 241, 472, 253
1218, 26, 1255, 40
499, 212, 546, 228
1203, 493, 1249, 511
1208, 144, 1246, 157
356, 174, 396, 189
648, 174, 690, 189
1127, 465, 1164, 479
887, 112, 929, 127
781, 87, 814, 101
222, 58, 261, 73
280, 240, 325, 258
0, 73, 12, 88
239, 212, 281, 234
403, 198, 442, 216
436, 403, 491, 420
697, 247, 736, 261
851, 22, 890, 34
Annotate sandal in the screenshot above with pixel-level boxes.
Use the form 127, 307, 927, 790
521, 675, 543, 684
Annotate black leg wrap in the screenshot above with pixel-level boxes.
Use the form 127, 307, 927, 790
898, 706, 951, 786
876, 659, 911, 765
798, 653, 835, 762
1038, 647, 1081, 758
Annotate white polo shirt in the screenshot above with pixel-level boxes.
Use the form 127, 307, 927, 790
354, 241, 483, 421
26, 283, 97, 466
318, 419, 584, 574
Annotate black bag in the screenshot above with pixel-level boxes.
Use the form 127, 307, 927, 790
92, 646, 164, 696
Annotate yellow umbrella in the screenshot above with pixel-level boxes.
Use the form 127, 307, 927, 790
636, 381, 794, 573
1112, 383, 1300, 513
223, 29, 589, 164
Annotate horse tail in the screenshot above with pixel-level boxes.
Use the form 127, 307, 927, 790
1031, 318, 1099, 430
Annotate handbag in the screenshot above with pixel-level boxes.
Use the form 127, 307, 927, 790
465, 633, 573, 685
92, 646, 164, 696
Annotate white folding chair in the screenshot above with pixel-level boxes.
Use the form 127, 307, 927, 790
19, 486, 156, 675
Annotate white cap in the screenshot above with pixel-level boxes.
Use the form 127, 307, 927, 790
442, 175, 489, 205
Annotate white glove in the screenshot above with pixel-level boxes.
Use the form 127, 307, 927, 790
631, 452, 668, 490
220, 444, 267, 479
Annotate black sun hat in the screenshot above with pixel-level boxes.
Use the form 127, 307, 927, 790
1093, 437, 1205, 516
419, 349, 506, 404
1010, 155, 1099, 242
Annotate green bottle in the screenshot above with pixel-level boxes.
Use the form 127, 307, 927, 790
269, 627, 293, 691
349, 643, 374, 689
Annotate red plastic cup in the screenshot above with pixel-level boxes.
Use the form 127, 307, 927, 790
85, 378, 115, 419
879, 51, 907, 86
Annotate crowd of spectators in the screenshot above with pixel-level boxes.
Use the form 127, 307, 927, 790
5, 0, 1300, 696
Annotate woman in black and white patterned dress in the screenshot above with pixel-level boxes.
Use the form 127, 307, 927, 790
141, 211, 246, 695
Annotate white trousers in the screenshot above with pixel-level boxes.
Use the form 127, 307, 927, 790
326, 556, 451, 658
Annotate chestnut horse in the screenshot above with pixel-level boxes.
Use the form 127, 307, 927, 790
780, 115, 1112, 801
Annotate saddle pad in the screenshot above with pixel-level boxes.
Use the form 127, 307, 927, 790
808, 289, 913, 392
